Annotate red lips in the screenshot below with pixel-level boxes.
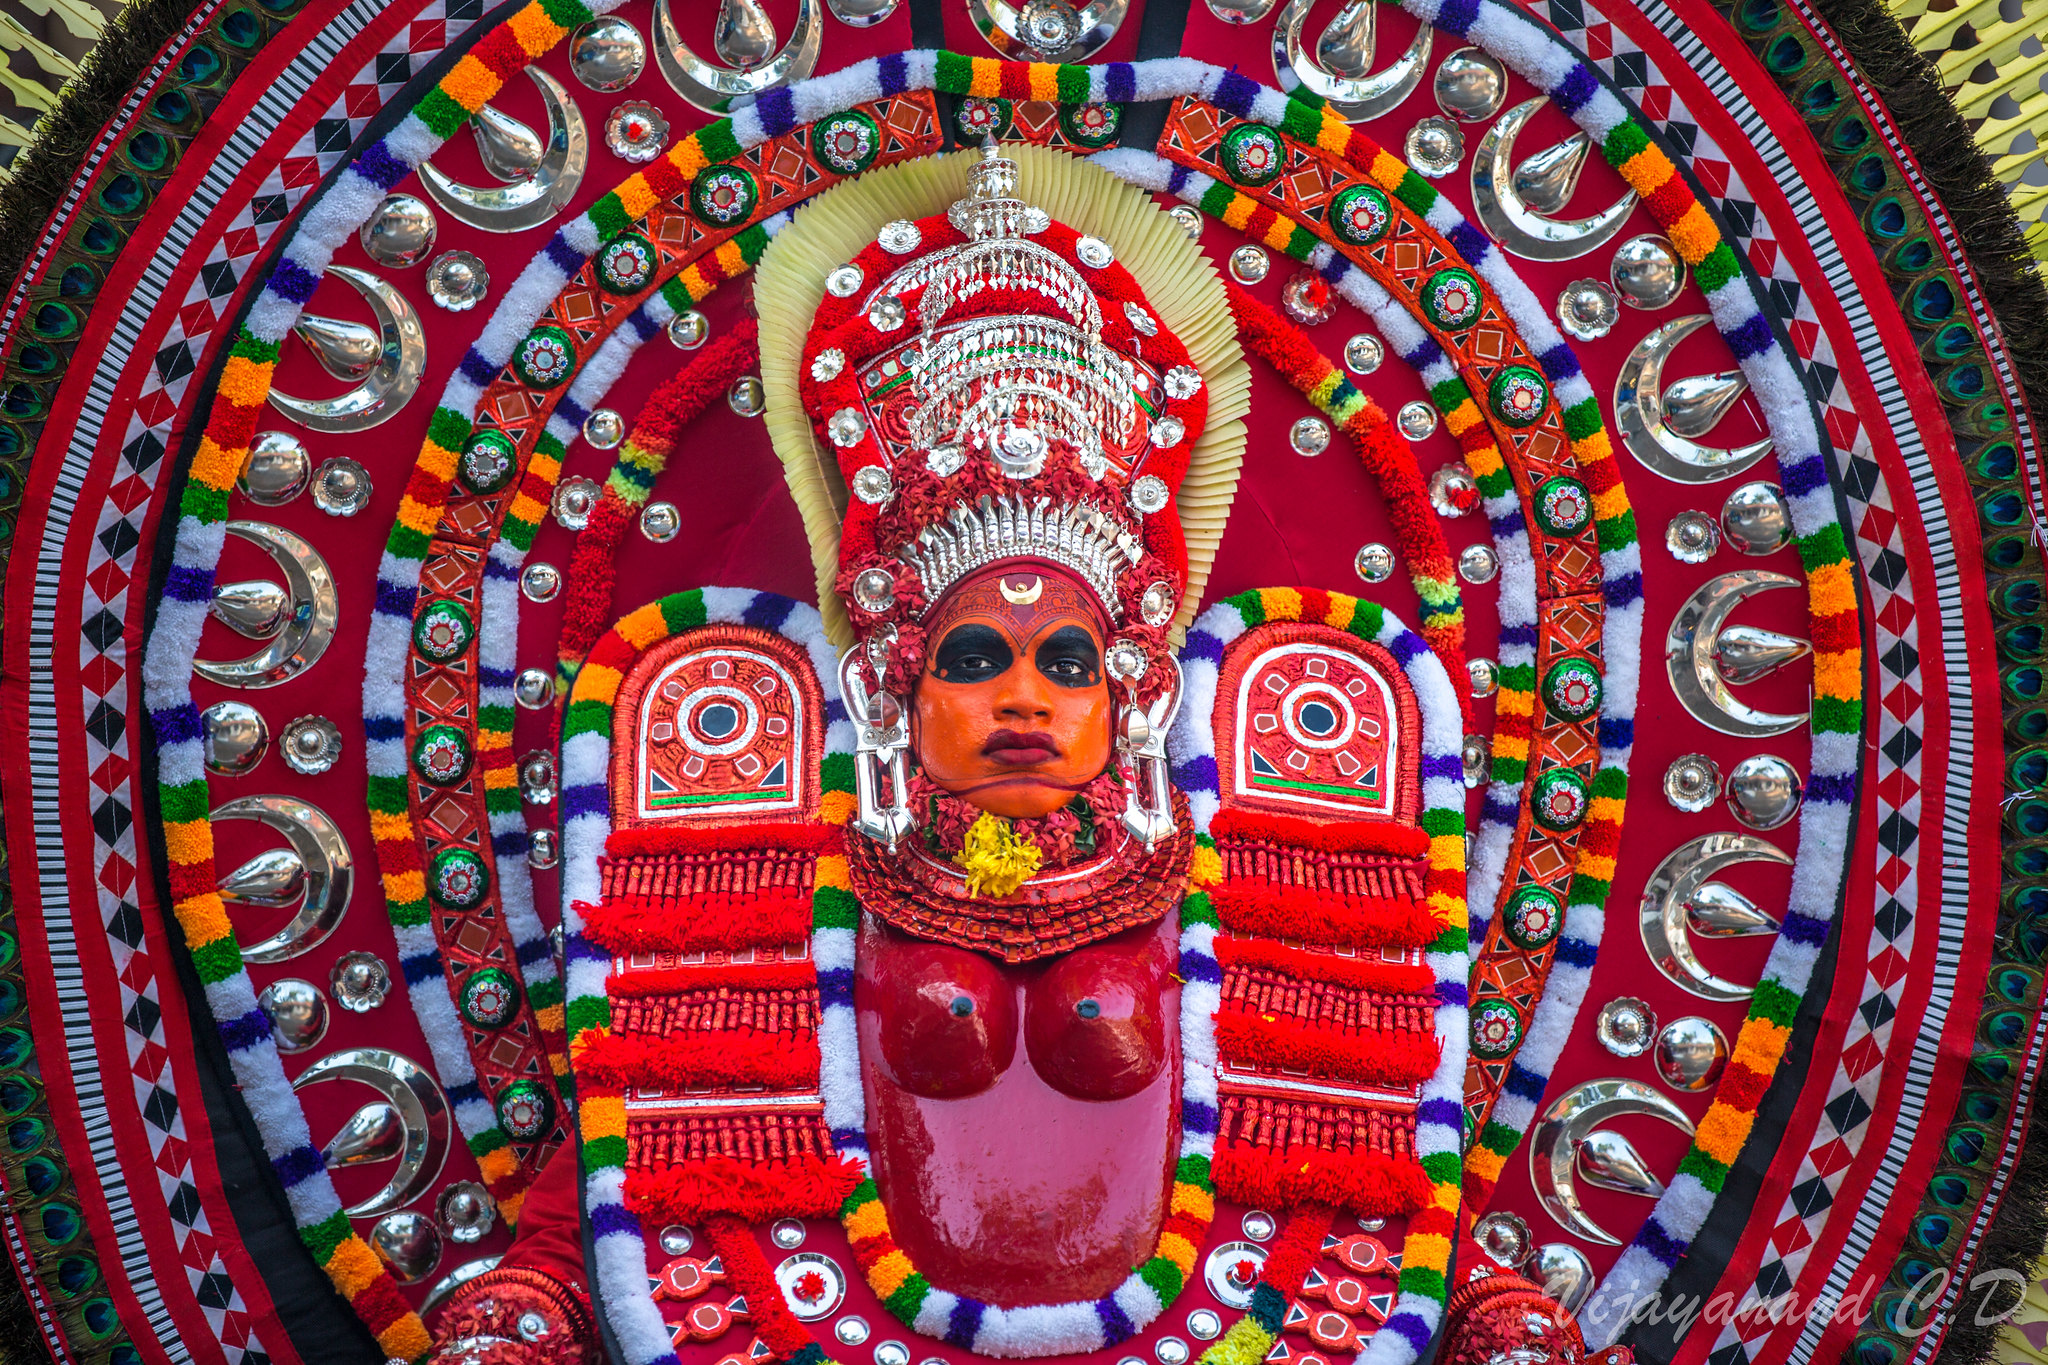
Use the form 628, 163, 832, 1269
982, 729, 1062, 766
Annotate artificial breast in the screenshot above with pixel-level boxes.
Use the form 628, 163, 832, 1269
868, 937, 1016, 1098
1024, 936, 1172, 1100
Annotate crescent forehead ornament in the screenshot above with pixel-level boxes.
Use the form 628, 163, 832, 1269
654, 0, 822, 114
1530, 1078, 1696, 1245
1271, 0, 1430, 123
211, 793, 354, 963
1616, 314, 1776, 482
266, 266, 426, 432
417, 67, 589, 232
1665, 569, 1810, 737
290, 1048, 452, 1219
193, 521, 339, 688
1472, 99, 1640, 261
1639, 832, 1793, 1000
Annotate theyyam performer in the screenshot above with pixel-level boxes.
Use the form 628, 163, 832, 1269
0, 3, 2042, 1365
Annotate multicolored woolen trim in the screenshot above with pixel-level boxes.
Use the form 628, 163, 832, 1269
137, 0, 628, 1337
1219, 282, 1471, 727
1094, 121, 1639, 1172
362, 217, 786, 1215
558, 588, 850, 1365
1363, 0, 1862, 1325
1169, 588, 1468, 1365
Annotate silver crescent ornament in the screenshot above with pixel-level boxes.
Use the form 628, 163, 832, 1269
291, 1048, 452, 1219
418, 68, 589, 230
1666, 570, 1809, 736
1530, 1078, 1696, 1244
268, 267, 426, 432
655, 0, 822, 113
210, 794, 354, 962
1473, 99, 1639, 261
1639, 832, 1793, 1001
193, 521, 338, 687
1273, 0, 1430, 122
969, 0, 1127, 61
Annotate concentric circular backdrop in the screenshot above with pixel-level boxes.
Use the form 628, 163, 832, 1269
0, 0, 2042, 1362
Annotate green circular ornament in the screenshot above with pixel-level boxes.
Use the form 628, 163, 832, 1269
1423, 268, 1483, 329
1221, 123, 1287, 187
690, 164, 758, 227
596, 233, 657, 294
1502, 885, 1564, 951
495, 1080, 554, 1141
1059, 102, 1122, 149
1470, 999, 1524, 1060
1533, 475, 1592, 537
1530, 767, 1590, 832
514, 326, 575, 389
1491, 365, 1549, 427
458, 430, 516, 494
1543, 657, 1603, 722
1330, 184, 1393, 246
954, 96, 1013, 143
814, 110, 881, 173
429, 846, 491, 910
460, 967, 522, 1030
412, 724, 473, 786
413, 599, 474, 663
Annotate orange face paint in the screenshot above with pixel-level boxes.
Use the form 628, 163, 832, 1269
911, 567, 1115, 819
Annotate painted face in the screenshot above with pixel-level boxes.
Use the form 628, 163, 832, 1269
912, 569, 1114, 819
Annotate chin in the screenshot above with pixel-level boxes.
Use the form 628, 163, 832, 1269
962, 777, 1076, 820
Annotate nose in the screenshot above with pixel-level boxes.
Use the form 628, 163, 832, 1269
992, 667, 1054, 723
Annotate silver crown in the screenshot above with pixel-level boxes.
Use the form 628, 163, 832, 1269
879, 144, 1138, 483
903, 494, 1144, 622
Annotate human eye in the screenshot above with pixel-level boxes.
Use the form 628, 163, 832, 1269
1035, 626, 1101, 688
933, 624, 1013, 682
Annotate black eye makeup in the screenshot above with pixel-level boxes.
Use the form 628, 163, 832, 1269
1034, 625, 1101, 688
931, 623, 1014, 682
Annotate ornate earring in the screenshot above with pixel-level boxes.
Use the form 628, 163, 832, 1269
1106, 642, 1181, 849
838, 631, 918, 849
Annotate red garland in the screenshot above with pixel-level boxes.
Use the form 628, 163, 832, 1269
1213, 935, 1437, 995
606, 958, 822, 997
1256, 1204, 1338, 1297
627, 1155, 863, 1228
1211, 884, 1445, 951
605, 822, 844, 858
1214, 1008, 1442, 1088
576, 893, 815, 954
1223, 282, 1473, 730
556, 322, 762, 680
1210, 809, 1431, 856
1212, 1145, 1431, 1218
574, 1029, 821, 1092
702, 1215, 824, 1359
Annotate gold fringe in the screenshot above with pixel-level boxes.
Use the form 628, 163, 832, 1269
753, 143, 1250, 649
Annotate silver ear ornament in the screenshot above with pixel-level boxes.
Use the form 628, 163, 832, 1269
839, 631, 918, 850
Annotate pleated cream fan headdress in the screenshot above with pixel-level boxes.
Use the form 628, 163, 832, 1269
755, 141, 1248, 671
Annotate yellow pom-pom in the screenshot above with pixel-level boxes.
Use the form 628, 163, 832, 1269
954, 811, 1042, 899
